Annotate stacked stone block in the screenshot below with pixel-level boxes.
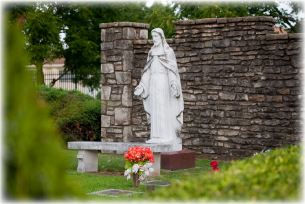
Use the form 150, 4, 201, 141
100, 22, 149, 146
101, 17, 303, 160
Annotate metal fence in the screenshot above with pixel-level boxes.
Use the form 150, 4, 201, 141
28, 70, 101, 98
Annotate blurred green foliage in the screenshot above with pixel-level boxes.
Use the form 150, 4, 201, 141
148, 144, 302, 202
95, 90, 101, 100
37, 85, 101, 142
3, 15, 83, 200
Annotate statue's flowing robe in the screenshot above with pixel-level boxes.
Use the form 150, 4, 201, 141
139, 46, 184, 141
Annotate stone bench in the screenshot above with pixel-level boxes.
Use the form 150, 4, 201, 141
67, 141, 174, 177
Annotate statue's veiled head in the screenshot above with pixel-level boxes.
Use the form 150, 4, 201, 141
151, 28, 167, 47
152, 31, 162, 46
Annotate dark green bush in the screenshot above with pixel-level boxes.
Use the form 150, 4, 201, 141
37, 85, 101, 142
148, 144, 302, 202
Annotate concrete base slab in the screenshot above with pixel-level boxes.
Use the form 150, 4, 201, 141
161, 149, 196, 171
143, 180, 171, 186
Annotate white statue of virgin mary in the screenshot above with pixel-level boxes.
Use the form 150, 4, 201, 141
134, 28, 184, 148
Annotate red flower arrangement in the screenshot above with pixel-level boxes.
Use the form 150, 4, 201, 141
124, 146, 155, 183
210, 161, 220, 173
124, 146, 154, 163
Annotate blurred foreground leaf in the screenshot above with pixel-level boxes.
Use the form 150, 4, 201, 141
3, 14, 84, 201
148, 144, 302, 202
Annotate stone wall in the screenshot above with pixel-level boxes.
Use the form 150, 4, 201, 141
100, 16, 303, 160
100, 22, 149, 145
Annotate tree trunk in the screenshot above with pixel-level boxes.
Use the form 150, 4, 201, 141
36, 59, 45, 85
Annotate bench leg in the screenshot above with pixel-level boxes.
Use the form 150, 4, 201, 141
149, 152, 160, 178
77, 150, 98, 172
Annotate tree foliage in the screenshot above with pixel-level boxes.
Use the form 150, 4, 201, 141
5, 2, 63, 85
174, 1, 250, 19
57, 2, 147, 89
145, 2, 177, 38
23, 3, 63, 85
4, 1, 303, 88
174, 1, 303, 33
245, 1, 304, 33
5, 2, 147, 89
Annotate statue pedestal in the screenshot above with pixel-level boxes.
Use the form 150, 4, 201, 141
146, 137, 182, 151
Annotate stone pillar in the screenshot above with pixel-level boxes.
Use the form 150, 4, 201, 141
100, 22, 149, 153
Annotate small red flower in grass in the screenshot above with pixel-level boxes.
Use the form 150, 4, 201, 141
209, 161, 221, 173
210, 161, 218, 168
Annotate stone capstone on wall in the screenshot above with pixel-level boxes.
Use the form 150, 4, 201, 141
101, 17, 302, 160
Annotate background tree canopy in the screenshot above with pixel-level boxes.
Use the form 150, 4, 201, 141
5, 1, 303, 89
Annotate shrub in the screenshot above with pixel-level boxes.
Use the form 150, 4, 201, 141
95, 90, 101, 99
37, 85, 101, 142
3, 18, 83, 200
148, 144, 302, 202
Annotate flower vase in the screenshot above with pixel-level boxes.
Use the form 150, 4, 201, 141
133, 173, 140, 187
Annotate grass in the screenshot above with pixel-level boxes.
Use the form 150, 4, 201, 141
65, 150, 231, 202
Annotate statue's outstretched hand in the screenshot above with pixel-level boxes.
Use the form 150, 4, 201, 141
134, 85, 144, 96
171, 84, 179, 97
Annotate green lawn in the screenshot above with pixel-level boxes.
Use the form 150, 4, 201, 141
65, 150, 230, 202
